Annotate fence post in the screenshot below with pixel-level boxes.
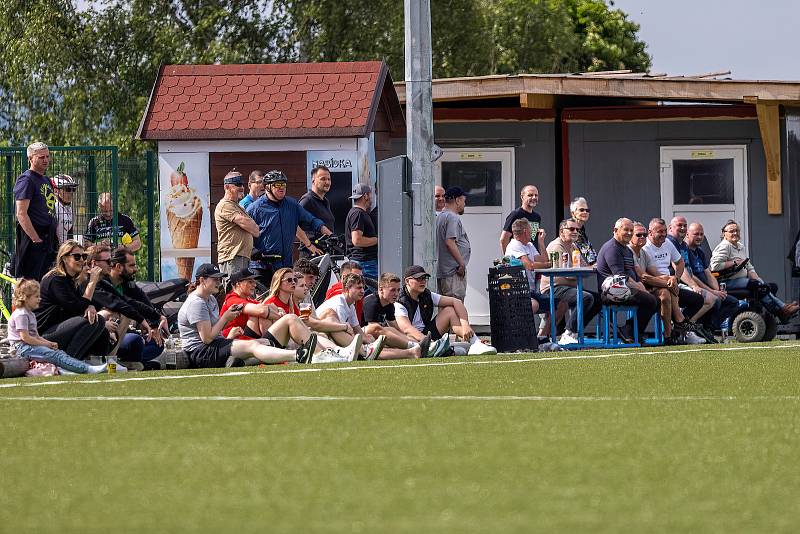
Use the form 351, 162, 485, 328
4, 154, 15, 257
111, 147, 119, 248
146, 150, 156, 279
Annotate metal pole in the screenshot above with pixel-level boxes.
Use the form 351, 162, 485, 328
405, 0, 436, 275
111, 147, 119, 248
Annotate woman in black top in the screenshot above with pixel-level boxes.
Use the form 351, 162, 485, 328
35, 240, 110, 360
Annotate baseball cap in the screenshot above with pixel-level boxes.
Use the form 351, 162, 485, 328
223, 170, 244, 186
349, 183, 373, 199
195, 263, 224, 279
229, 268, 258, 285
403, 265, 430, 280
51, 174, 78, 189
444, 186, 466, 200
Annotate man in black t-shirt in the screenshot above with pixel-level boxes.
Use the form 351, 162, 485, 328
13, 142, 56, 279
85, 192, 141, 252
345, 183, 378, 280
299, 165, 335, 243
361, 272, 440, 358
499, 185, 542, 253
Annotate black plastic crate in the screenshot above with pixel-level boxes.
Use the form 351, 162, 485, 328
488, 266, 538, 352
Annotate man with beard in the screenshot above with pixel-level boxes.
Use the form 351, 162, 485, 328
299, 165, 336, 243
214, 170, 259, 277
87, 245, 167, 368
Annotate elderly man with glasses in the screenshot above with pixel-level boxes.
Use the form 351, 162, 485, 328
214, 170, 260, 277
541, 219, 602, 345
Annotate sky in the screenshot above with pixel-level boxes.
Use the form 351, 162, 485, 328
612, 0, 800, 81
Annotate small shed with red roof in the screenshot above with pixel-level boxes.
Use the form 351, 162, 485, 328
138, 61, 404, 279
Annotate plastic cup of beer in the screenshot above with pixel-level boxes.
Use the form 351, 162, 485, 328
299, 302, 312, 319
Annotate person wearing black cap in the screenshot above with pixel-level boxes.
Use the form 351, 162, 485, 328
177, 263, 318, 367
435, 186, 470, 301
395, 265, 497, 355
214, 170, 260, 277
345, 183, 379, 281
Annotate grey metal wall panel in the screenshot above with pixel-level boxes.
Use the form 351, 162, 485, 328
434, 121, 558, 234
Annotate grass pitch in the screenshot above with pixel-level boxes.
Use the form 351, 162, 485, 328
2, 342, 800, 533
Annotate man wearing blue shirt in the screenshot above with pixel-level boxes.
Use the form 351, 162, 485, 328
246, 170, 331, 269
239, 170, 265, 210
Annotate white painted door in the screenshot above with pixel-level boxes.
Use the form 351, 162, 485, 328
660, 146, 748, 246
435, 148, 514, 325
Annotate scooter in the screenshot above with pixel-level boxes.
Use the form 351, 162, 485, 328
304, 234, 378, 307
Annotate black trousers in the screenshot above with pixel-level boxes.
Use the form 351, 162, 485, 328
42, 316, 111, 360
13, 223, 53, 280
678, 287, 705, 320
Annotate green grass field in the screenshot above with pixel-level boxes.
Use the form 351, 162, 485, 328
2, 342, 800, 533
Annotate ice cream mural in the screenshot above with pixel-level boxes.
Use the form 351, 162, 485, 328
159, 154, 211, 280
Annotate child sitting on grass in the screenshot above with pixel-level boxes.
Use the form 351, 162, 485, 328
8, 279, 121, 374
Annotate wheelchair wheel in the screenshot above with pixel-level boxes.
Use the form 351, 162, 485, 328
732, 311, 766, 343
762, 313, 778, 342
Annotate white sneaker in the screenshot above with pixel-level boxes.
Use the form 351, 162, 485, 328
364, 335, 386, 360
468, 340, 497, 355
558, 330, 579, 345
312, 348, 350, 363
339, 333, 363, 362
685, 331, 707, 345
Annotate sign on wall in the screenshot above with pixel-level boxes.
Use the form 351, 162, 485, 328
159, 153, 212, 280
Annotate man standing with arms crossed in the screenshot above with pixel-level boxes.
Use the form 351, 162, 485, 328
435, 187, 470, 301
214, 170, 259, 276
14, 142, 56, 279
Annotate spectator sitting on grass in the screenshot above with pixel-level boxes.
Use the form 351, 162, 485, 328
325, 260, 364, 322
360, 272, 443, 358
395, 265, 497, 356
34, 240, 111, 361
177, 263, 317, 368
219, 268, 357, 362
10, 279, 113, 374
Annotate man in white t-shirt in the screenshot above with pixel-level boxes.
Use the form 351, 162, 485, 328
318, 273, 423, 360
642, 217, 710, 343
504, 218, 566, 336
394, 265, 496, 355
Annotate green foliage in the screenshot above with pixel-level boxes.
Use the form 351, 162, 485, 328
0, 0, 650, 151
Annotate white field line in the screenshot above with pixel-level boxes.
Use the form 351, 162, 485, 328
0, 342, 798, 391
2, 395, 800, 402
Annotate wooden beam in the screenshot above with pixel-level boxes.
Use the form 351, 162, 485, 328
519, 93, 554, 109
755, 99, 782, 214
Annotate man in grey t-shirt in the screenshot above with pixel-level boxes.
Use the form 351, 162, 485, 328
177, 292, 221, 353
435, 187, 470, 301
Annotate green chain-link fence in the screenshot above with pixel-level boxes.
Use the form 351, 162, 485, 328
0, 146, 159, 281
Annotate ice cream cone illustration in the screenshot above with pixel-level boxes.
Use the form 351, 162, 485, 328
166, 162, 203, 280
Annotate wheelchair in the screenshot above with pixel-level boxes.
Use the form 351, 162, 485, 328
723, 280, 780, 343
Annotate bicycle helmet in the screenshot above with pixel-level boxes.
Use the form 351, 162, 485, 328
51, 174, 78, 190
264, 170, 288, 185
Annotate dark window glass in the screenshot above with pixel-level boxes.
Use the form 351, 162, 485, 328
673, 159, 734, 205
441, 161, 502, 207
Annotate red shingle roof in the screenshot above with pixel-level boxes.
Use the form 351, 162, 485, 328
137, 62, 402, 140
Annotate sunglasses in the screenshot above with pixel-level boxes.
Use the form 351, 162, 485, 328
565, 227, 580, 231
282, 277, 297, 284
635, 233, 647, 238
69, 253, 89, 261
577, 208, 591, 213
271, 182, 287, 189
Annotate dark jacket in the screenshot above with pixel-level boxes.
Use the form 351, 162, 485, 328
246, 195, 324, 268
35, 272, 93, 332
397, 286, 435, 333
87, 278, 162, 325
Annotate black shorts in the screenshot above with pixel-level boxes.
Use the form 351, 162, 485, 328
242, 325, 286, 349
186, 338, 234, 368
422, 321, 443, 341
